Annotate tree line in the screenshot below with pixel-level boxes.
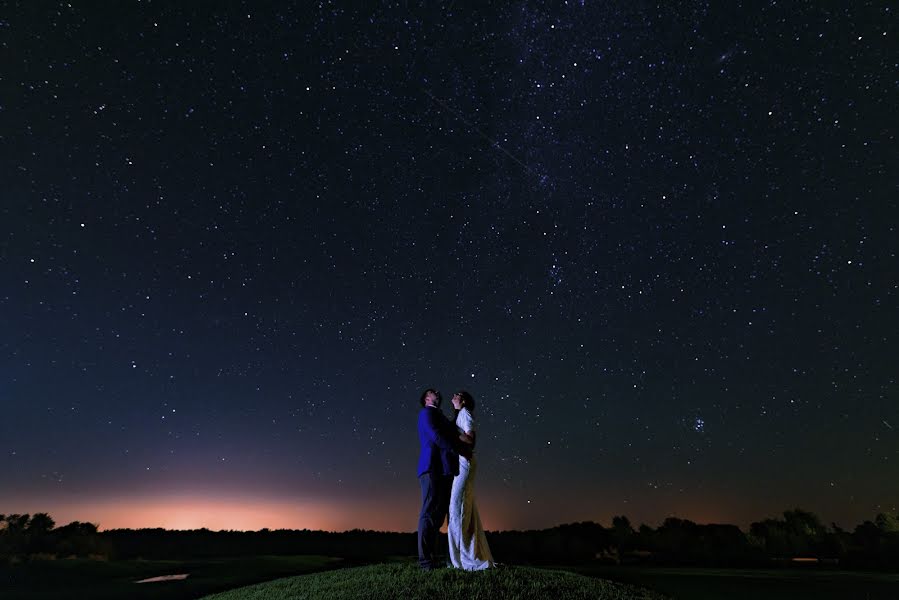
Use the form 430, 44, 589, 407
2, 509, 898, 569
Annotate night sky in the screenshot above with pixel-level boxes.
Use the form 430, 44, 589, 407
2, 2, 896, 533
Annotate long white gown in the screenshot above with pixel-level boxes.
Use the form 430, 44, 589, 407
448, 407, 495, 570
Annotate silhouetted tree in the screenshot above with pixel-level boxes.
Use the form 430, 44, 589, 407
875, 513, 899, 533
26, 513, 55, 534
2, 508, 898, 568
611, 515, 636, 553
782, 508, 827, 554
749, 509, 829, 558
25, 513, 56, 554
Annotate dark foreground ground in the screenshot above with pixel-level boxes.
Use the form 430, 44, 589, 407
0, 555, 341, 600
2, 556, 898, 600
569, 564, 899, 600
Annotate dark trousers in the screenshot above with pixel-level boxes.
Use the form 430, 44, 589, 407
418, 472, 452, 569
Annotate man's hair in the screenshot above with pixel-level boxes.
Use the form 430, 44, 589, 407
420, 388, 441, 407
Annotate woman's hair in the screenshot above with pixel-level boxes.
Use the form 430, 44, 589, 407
454, 390, 475, 413
420, 388, 441, 407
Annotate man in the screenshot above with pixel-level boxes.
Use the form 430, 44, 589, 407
417, 388, 469, 570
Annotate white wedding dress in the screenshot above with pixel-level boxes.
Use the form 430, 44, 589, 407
448, 407, 494, 570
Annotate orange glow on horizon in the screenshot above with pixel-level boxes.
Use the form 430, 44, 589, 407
4, 489, 779, 532
10, 494, 419, 532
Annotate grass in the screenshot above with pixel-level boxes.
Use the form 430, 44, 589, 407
0, 555, 341, 600
6, 556, 897, 600
199, 562, 669, 600
563, 564, 899, 600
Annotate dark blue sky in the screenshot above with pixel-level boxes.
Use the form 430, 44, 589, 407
2, 2, 896, 531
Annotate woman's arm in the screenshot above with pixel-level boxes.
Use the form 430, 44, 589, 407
459, 430, 475, 446
422, 409, 457, 452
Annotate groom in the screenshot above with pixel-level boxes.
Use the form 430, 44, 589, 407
417, 388, 469, 570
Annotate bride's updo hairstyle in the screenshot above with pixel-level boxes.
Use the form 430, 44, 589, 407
455, 390, 475, 413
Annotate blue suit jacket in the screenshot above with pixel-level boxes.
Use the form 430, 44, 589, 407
417, 406, 459, 477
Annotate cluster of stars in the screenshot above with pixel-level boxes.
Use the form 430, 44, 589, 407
0, 1, 895, 531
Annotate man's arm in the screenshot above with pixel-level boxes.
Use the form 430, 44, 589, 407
421, 409, 457, 452
421, 409, 471, 458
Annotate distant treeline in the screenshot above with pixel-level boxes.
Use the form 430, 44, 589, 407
2, 509, 898, 570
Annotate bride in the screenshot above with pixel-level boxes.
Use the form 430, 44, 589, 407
448, 390, 495, 570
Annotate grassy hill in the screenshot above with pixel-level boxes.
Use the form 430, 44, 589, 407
200, 562, 668, 600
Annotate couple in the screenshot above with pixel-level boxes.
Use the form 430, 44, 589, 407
417, 388, 495, 571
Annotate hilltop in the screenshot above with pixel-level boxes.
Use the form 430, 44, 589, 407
201, 562, 666, 600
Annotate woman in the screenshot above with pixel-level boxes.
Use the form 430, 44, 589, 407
448, 390, 495, 570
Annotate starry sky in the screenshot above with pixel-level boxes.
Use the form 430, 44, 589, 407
2, 2, 896, 533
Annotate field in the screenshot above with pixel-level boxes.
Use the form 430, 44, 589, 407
568, 564, 899, 600
0, 555, 341, 600
3, 556, 898, 600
